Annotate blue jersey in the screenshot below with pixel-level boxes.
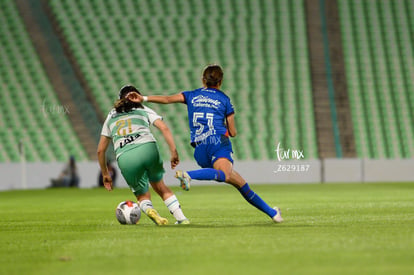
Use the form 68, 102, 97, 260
182, 87, 235, 143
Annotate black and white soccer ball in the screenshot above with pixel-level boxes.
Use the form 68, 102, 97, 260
115, 201, 141, 225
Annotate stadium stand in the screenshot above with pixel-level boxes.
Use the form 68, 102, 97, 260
2, 0, 412, 163
338, 0, 414, 158
48, 0, 318, 161
3, 0, 413, 163
0, 0, 88, 162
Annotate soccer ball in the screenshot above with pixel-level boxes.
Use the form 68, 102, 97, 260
115, 201, 141, 224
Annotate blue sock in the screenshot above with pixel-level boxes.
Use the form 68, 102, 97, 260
187, 169, 226, 182
239, 183, 277, 218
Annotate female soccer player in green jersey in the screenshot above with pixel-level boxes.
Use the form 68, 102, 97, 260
97, 85, 189, 225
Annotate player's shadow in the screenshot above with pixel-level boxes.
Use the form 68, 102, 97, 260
148, 221, 320, 229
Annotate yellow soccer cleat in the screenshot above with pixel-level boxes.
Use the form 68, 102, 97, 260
146, 208, 168, 225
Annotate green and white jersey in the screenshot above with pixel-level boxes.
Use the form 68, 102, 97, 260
101, 106, 162, 159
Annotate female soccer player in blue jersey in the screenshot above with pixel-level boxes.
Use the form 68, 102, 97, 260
97, 85, 189, 225
127, 65, 283, 223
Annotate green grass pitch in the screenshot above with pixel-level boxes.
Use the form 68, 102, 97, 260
1, 183, 413, 275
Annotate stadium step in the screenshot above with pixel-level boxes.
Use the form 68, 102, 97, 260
15, 0, 101, 160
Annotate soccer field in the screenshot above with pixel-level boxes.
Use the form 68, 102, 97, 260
1, 183, 413, 275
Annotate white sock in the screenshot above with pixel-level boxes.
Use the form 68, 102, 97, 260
164, 195, 187, 221
139, 200, 154, 214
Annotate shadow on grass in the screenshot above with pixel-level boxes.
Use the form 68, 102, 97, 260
134, 221, 325, 229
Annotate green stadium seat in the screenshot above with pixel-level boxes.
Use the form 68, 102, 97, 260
338, 0, 414, 158
0, 0, 89, 162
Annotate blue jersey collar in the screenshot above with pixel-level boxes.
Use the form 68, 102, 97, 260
201, 87, 222, 93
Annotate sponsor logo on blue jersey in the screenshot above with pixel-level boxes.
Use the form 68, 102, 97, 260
191, 95, 221, 109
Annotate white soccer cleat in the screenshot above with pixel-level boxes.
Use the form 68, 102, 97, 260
175, 219, 191, 225
272, 207, 283, 223
175, 170, 191, 191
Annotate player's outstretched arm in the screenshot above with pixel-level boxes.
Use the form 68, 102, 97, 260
127, 92, 185, 104
153, 119, 180, 169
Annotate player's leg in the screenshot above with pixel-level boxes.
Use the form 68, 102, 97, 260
175, 143, 226, 190
184, 168, 226, 182
150, 179, 190, 224
175, 140, 283, 222
118, 145, 168, 225
135, 191, 153, 215
135, 189, 168, 226
145, 142, 189, 224
213, 158, 282, 222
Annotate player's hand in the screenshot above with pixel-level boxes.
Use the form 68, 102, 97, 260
103, 174, 113, 191
170, 149, 179, 169
126, 92, 143, 103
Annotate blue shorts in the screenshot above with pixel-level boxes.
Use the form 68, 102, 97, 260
192, 135, 234, 168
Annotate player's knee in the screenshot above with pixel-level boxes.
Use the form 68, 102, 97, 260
216, 169, 230, 182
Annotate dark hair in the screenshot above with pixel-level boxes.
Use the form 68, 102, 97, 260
114, 85, 143, 113
202, 64, 223, 87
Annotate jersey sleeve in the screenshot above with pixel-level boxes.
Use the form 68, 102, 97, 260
101, 113, 112, 137
143, 106, 163, 125
181, 91, 190, 104
225, 96, 235, 116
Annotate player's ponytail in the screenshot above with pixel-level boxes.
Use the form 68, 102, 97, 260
114, 85, 143, 113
